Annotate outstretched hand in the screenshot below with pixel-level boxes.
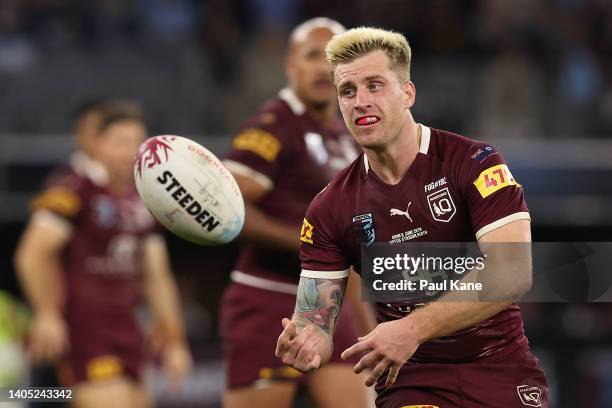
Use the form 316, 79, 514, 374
275, 318, 332, 373
341, 319, 420, 387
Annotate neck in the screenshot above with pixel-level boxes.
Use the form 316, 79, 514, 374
366, 119, 421, 185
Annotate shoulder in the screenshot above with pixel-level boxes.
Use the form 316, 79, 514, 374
429, 127, 496, 162
307, 153, 363, 215
31, 166, 90, 218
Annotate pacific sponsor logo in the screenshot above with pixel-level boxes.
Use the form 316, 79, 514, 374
517, 385, 542, 407
424, 177, 447, 192
300, 218, 314, 244
156, 170, 220, 232
470, 144, 498, 163
352, 213, 376, 246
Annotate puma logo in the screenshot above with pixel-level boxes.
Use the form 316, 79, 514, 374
390, 202, 413, 222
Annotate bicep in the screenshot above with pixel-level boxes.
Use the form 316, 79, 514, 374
231, 172, 270, 204
142, 234, 172, 281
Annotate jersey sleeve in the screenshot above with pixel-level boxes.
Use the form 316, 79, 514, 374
30, 171, 84, 226
462, 144, 530, 240
299, 193, 350, 279
223, 111, 291, 191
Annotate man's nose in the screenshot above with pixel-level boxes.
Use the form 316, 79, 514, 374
354, 88, 372, 111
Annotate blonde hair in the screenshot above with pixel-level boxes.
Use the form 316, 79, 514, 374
325, 27, 412, 82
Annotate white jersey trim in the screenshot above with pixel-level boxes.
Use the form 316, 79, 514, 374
231, 271, 298, 295
278, 87, 306, 116
31, 209, 73, 237
223, 160, 274, 191
300, 269, 350, 279
69, 151, 108, 187
475, 212, 531, 240
419, 124, 431, 154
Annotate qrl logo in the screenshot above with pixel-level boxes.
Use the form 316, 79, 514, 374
517, 385, 542, 407
427, 187, 456, 222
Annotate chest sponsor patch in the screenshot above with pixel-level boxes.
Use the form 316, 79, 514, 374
473, 164, 521, 198
300, 218, 314, 244
233, 128, 281, 162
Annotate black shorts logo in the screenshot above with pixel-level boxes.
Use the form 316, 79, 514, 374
517, 385, 542, 407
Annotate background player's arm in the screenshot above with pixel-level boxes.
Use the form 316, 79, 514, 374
276, 275, 348, 372
233, 173, 301, 252
342, 220, 532, 387
141, 234, 192, 390
14, 213, 70, 362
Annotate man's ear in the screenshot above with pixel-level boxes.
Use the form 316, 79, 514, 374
404, 80, 416, 109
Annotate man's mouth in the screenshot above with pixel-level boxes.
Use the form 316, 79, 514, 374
355, 116, 380, 126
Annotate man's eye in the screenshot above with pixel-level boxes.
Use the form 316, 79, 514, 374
369, 83, 382, 91
342, 89, 355, 98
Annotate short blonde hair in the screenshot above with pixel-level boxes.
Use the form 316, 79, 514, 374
325, 27, 412, 82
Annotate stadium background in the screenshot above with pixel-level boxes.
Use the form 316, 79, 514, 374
0, 1, 611, 407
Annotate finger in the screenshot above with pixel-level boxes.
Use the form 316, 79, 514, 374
353, 351, 383, 374
384, 364, 401, 388
341, 339, 373, 360
365, 359, 390, 387
357, 328, 376, 342
275, 321, 298, 357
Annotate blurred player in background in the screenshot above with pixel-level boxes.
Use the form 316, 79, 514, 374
221, 18, 374, 408
15, 101, 192, 407
276, 27, 549, 407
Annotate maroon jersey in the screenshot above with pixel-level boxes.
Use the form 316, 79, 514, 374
300, 125, 532, 364
224, 88, 359, 283
31, 158, 158, 324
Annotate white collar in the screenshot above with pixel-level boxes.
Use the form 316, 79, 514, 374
278, 87, 306, 115
70, 151, 108, 186
364, 124, 431, 174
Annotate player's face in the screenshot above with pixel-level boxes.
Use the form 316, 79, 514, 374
334, 50, 415, 150
286, 27, 336, 108
96, 120, 146, 183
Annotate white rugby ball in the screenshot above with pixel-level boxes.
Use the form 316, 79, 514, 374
134, 135, 245, 245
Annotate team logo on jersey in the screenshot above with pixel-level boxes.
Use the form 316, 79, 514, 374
517, 385, 542, 407
300, 218, 314, 244
390, 202, 413, 222
352, 213, 376, 246
427, 188, 456, 222
93, 195, 117, 228
473, 164, 520, 198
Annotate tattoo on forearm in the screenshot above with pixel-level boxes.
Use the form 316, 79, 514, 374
293, 277, 347, 336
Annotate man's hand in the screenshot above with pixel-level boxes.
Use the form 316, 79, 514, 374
341, 318, 420, 388
161, 342, 192, 392
28, 312, 69, 363
275, 318, 333, 372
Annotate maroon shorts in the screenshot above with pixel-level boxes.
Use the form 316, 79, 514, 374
58, 313, 145, 385
220, 280, 362, 389
375, 349, 549, 408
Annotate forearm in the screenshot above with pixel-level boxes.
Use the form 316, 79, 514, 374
145, 274, 187, 345
292, 276, 348, 342
16, 255, 64, 315
407, 300, 511, 344
240, 204, 300, 252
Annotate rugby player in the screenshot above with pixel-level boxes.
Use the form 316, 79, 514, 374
15, 101, 192, 407
276, 27, 549, 407
221, 18, 374, 408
